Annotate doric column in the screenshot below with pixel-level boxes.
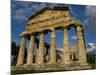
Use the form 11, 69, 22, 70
62, 27, 71, 64
37, 32, 45, 64
16, 34, 26, 66
49, 28, 56, 64
26, 34, 35, 65
76, 25, 87, 64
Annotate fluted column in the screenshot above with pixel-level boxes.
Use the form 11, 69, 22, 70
76, 25, 87, 64
49, 28, 56, 64
16, 34, 26, 66
37, 32, 45, 64
62, 27, 71, 64
26, 34, 34, 65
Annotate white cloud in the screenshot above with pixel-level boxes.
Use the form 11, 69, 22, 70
71, 35, 77, 40
11, 1, 70, 22
83, 6, 96, 32
11, 1, 46, 21
86, 42, 96, 53
85, 6, 96, 18
13, 14, 27, 21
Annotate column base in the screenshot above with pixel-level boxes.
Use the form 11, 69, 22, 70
77, 61, 89, 66
48, 61, 57, 65
12, 62, 92, 74
16, 64, 23, 67
24, 63, 33, 66
60, 60, 72, 65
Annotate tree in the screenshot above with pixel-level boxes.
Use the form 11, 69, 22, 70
11, 41, 17, 66
11, 41, 17, 55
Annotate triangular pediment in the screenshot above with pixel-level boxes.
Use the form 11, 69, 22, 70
26, 6, 81, 33
28, 6, 69, 21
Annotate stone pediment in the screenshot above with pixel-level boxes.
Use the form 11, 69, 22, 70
28, 7, 69, 20
26, 6, 81, 33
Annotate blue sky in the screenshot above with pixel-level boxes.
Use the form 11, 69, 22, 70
11, 1, 96, 53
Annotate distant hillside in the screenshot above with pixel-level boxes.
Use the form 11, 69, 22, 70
86, 43, 96, 55
86, 49, 96, 55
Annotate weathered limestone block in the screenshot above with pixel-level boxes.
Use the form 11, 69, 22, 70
76, 25, 87, 64
16, 35, 26, 66
49, 28, 56, 64
38, 32, 45, 64
61, 27, 71, 64
27, 34, 35, 65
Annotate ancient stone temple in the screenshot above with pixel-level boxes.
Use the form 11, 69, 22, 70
12, 6, 91, 73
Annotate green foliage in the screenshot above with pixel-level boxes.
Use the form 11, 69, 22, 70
87, 55, 96, 64
86, 55, 96, 69
11, 41, 17, 55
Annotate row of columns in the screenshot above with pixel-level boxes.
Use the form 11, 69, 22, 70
16, 25, 87, 66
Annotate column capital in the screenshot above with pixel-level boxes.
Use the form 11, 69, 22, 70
75, 25, 83, 32
75, 25, 84, 40
19, 31, 28, 37
62, 26, 70, 31
50, 28, 55, 32
38, 30, 48, 35
75, 24, 83, 29
62, 26, 66, 30
29, 32, 35, 36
